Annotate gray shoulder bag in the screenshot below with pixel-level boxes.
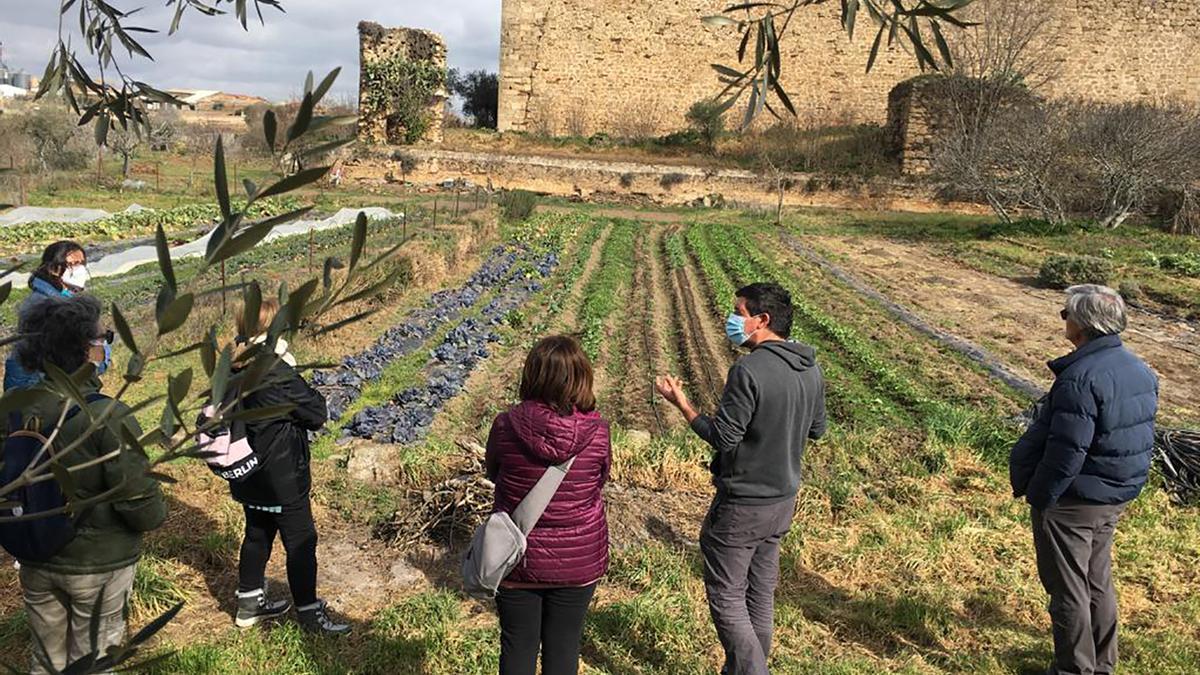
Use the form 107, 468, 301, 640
462, 456, 576, 599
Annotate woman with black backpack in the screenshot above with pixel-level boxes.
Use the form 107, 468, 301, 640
227, 298, 349, 635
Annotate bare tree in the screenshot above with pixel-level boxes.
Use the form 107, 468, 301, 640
1067, 101, 1200, 229
107, 125, 143, 178
949, 0, 1060, 90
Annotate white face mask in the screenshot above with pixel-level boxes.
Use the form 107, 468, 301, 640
62, 265, 91, 290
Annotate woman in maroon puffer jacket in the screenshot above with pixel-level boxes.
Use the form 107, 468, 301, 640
485, 335, 611, 675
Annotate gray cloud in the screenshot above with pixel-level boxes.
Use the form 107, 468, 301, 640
0, 1, 501, 102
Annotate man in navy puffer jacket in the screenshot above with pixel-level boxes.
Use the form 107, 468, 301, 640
1010, 284, 1157, 675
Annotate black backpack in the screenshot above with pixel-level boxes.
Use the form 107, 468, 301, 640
0, 393, 108, 562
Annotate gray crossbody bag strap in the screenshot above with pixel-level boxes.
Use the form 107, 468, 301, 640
510, 456, 576, 534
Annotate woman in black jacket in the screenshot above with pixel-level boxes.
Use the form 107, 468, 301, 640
230, 298, 349, 635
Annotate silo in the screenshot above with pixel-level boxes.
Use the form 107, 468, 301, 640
10, 72, 31, 91
0, 66, 9, 87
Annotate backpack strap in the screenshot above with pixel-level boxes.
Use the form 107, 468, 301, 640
509, 456, 577, 535
39, 393, 112, 438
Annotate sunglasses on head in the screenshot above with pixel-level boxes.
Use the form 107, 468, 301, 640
1060, 309, 1070, 321
95, 329, 114, 344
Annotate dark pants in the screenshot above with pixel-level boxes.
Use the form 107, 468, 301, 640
700, 495, 796, 675
238, 498, 319, 606
1032, 499, 1127, 675
495, 583, 597, 675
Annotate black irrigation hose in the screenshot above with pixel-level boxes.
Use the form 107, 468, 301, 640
1155, 428, 1200, 505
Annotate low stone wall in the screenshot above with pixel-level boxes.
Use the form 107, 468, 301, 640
342, 148, 988, 215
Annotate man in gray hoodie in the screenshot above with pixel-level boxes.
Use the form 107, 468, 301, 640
657, 282, 826, 675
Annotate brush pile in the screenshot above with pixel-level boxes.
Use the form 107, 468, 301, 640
375, 440, 495, 547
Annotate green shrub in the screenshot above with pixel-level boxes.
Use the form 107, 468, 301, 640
1039, 254, 1115, 288
498, 190, 538, 222
1158, 253, 1200, 277
685, 98, 726, 150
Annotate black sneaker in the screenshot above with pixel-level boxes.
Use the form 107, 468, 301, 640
235, 589, 291, 628
297, 600, 351, 636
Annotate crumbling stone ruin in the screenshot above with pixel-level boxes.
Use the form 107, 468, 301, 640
358, 21, 448, 145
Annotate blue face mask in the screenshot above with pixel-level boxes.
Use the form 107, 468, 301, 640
91, 341, 112, 376
725, 313, 753, 347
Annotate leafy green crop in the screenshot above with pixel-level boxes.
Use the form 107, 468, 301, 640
578, 221, 637, 360
0, 197, 302, 251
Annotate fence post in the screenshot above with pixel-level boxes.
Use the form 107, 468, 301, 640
155, 163, 161, 192
454, 191, 460, 219
402, 205, 408, 240
308, 228, 315, 274
433, 197, 438, 227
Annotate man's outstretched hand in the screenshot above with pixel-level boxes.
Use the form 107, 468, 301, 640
656, 375, 699, 423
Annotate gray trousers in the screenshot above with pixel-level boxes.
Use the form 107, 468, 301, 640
19, 562, 137, 675
700, 495, 795, 675
1031, 500, 1126, 675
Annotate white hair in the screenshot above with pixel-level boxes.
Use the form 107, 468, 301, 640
1065, 284, 1127, 338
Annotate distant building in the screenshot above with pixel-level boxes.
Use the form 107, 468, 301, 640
0, 84, 27, 99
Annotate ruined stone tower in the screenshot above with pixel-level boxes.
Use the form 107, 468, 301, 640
358, 21, 448, 145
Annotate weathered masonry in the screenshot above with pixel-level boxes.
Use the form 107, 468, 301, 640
358, 22, 449, 144
498, 0, 1200, 137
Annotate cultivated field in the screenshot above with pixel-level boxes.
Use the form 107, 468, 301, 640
1, 200, 1198, 674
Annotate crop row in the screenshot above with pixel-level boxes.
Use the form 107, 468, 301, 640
576, 220, 638, 360
664, 231, 687, 270
699, 222, 938, 419
0, 197, 303, 249
312, 243, 540, 421
682, 224, 736, 321
344, 247, 561, 445
523, 217, 608, 337
679, 224, 902, 426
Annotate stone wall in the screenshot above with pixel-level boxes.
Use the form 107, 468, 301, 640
358, 22, 448, 145
498, 0, 1200, 137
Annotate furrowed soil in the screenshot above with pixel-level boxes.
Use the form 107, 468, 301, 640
610, 229, 666, 435
668, 239, 733, 412
810, 235, 1200, 424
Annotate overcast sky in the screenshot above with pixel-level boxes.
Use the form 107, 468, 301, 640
0, 1, 501, 102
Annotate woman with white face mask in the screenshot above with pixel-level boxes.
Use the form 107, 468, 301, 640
4, 241, 110, 391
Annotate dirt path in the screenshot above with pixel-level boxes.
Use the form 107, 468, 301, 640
810, 234, 1200, 422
